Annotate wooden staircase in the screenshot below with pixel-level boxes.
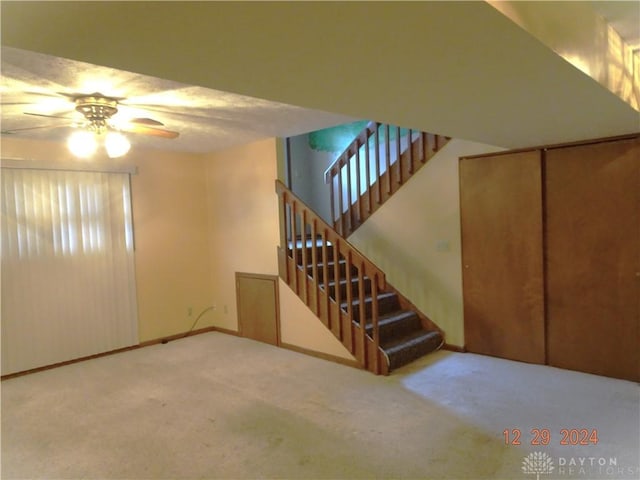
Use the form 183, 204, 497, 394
276, 181, 443, 375
324, 122, 451, 237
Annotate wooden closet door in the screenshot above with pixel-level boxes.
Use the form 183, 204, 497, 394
460, 151, 545, 364
236, 273, 280, 346
546, 138, 640, 382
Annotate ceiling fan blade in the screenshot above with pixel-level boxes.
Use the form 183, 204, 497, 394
118, 104, 181, 116
24, 112, 75, 120
24, 90, 63, 97
121, 124, 179, 139
2, 101, 47, 106
5, 90, 66, 99
129, 117, 164, 127
58, 91, 127, 102
1, 123, 73, 134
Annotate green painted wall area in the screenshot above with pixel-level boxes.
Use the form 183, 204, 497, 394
308, 121, 413, 153
308, 121, 369, 152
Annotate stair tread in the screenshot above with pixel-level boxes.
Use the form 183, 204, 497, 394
313, 259, 346, 267
358, 310, 416, 329
326, 276, 369, 287
378, 309, 417, 323
382, 330, 442, 354
340, 291, 396, 308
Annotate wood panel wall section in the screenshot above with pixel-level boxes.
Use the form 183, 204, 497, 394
460, 151, 545, 364
545, 138, 639, 382
459, 134, 639, 382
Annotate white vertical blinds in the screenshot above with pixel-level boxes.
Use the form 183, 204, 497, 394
1, 167, 139, 375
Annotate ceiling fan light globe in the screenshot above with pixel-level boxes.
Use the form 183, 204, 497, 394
105, 131, 131, 158
67, 130, 97, 158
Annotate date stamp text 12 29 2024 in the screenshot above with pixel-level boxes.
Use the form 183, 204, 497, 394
503, 428, 599, 446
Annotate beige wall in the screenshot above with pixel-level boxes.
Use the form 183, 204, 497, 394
203, 138, 357, 361
348, 139, 503, 347
278, 279, 355, 360
130, 148, 212, 342
203, 139, 280, 331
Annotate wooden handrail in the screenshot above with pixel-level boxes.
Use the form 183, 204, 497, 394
276, 179, 387, 373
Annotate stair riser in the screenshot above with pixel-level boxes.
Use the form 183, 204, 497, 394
328, 279, 372, 299
366, 316, 422, 343
387, 333, 443, 371
309, 262, 355, 279
291, 246, 334, 265
348, 295, 399, 319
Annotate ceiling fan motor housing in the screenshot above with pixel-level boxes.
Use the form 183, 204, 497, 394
74, 95, 119, 132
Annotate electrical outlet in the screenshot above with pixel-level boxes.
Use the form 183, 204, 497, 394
436, 240, 450, 252
187, 306, 193, 316
224, 305, 228, 314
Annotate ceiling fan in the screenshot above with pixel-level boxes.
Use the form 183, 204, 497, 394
2, 92, 179, 158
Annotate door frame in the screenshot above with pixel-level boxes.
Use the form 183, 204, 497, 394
235, 272, 281, 346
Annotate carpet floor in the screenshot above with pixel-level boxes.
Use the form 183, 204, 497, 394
1, 332, 638, 479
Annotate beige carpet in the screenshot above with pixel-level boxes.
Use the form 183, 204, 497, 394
2, 332, 639, 479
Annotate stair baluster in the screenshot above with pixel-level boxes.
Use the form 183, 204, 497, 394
407, 129, 414, 174
421, 131, 428, 164
346, 149, 353, 234
357, 258, 367, 368
301, 209, 309, 305
321, 228, 331, 330
332, 237, 342, 341
365, 130, 372, 214
345, 249, 354, 349
310, 219, 319, 315
371, 273, 380, 374
374, 123, 382, 204
278, 190, 288, 283
355, 139, 362, 227
385, 124, 392, 193
396, 126, 402, 185
337, 166, 344, 236
290, 200, 298, 295
329, 175, 336, 236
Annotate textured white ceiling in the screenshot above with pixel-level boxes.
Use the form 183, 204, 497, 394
0, 47, 355, 154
